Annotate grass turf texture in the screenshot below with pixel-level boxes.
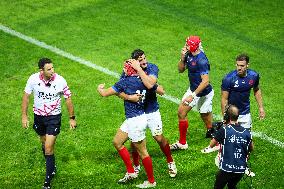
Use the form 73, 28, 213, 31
0, 0, 283, 188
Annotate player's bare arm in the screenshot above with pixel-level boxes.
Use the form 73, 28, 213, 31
156, 85, 165, 96
195, 74, 210, 94
137, 71, 157, 89
221, 90, 229, 116
117, 92, 141, 102
182, 74, 209, 105
178, 44, 187, 73
131, 60, 157, 89
21, 92, 30, 128
97, 83, 117, 97
178, 60, 186, 73
253, 87, 265, 120
209, 138, 218, 148
178, 45, 187, 73
65, 97, 76, 129
118, 84, 164, 101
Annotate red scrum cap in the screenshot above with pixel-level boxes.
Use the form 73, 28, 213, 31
123, 60, 138, 76
186, 36, 201, 53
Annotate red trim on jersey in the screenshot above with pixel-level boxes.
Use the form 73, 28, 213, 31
39, 73, 56, 86
63, 86, 71, 98
33, 99, 61, 116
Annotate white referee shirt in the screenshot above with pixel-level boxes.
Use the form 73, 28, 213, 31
24, 72, 71, 116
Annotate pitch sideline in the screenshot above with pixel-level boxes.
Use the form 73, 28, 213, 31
1, 23, 283, 149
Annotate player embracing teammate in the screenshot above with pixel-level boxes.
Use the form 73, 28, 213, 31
98, 59, 156, 188
98, 49, 179, 188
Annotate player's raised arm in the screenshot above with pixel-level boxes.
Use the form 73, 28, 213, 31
131, 59, 157, 89
178, 45, 187, 73
129, 50, 158, 89
97, 83, 117, 97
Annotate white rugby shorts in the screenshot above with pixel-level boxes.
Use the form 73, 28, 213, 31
182, 88, 214, 113
120, 114, 148, 142
238, 113, 252, 129
146, 110, 163, 136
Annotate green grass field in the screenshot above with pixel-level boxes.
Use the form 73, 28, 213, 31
0, 0, 283, 188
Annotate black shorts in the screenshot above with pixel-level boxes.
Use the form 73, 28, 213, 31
33, 114, 61, 136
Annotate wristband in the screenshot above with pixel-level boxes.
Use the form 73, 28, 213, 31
70, 116, 76, 120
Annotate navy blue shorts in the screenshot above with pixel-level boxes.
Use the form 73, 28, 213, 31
214, 170, 244, 189
33, 114, 61, 136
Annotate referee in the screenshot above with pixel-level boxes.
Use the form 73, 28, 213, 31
21, 58, 76, 189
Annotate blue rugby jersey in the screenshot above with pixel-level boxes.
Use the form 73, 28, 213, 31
143, 63, 159, 114
221, 69, 260, 115
144, 84, 159, 114
120, 63, 160, 114
184, 51, 213, 97
144, 63, 159, 79
112, 76, 147, 119
213, 124, 252, 173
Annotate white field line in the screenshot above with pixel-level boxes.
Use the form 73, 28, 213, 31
1, 23, 283, 148
252, 132, 284, 148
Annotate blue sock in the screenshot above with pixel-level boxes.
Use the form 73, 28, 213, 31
45, 154, 55, 184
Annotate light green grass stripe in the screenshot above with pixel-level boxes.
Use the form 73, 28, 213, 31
0, 23, 180, 104
1, 23, 283, 149
0, 24, 120, 79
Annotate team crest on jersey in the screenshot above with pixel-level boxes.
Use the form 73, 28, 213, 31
191, 61, 196, 66
249, 79, 254, 85
234, 80, 239, 88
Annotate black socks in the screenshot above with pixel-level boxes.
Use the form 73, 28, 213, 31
45, 154, 55, 184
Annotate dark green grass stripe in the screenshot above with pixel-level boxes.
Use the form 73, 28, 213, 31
138, 0, 284, 59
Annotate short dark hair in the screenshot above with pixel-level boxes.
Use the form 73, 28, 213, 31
227, 105, 239, 121
236, 54, 249, 64
131, 49, 145, 60
38, 58, 52, 69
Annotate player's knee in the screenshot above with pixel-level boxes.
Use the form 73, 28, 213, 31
154, 135, 165, 144
44, 146, 54, 155
139, 150, 149, 159
178, 110, 187, 119
178, 105, 190, 118
112, 139, 122, 150
133, 142, 148, 159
